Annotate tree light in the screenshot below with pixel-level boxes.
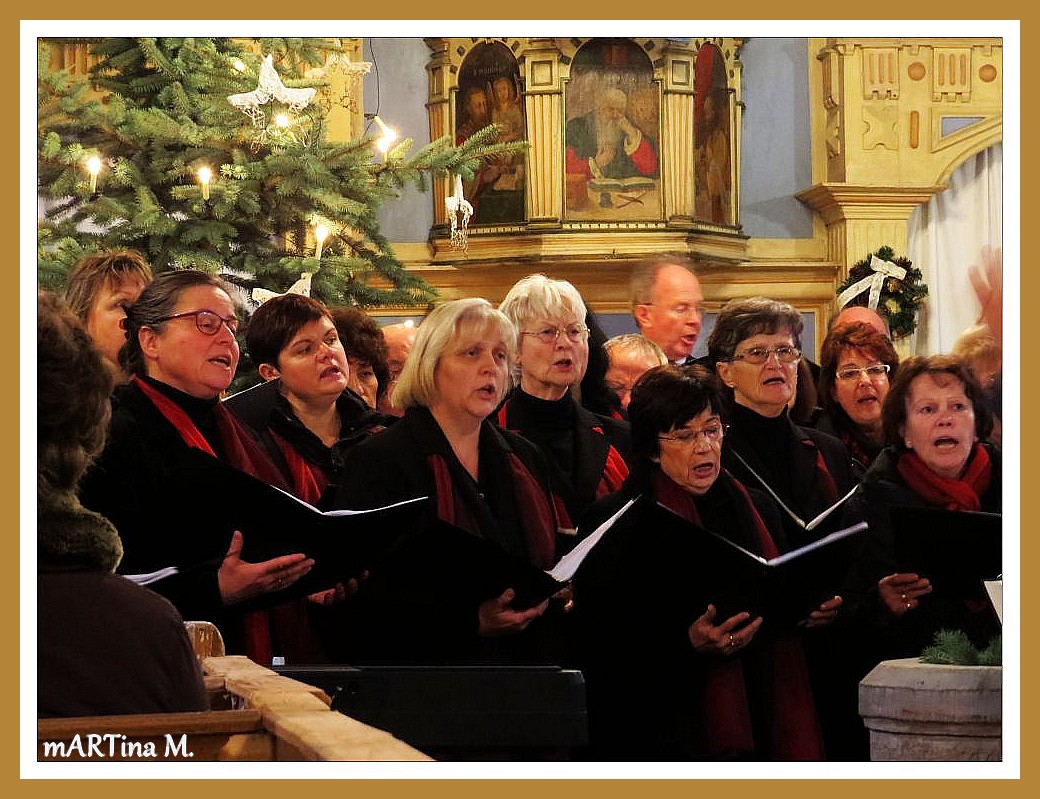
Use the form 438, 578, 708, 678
197, 166, 213, 201
233, 59, 246, 72
275, 113, 291, 128
314, 223, 330, 260
372, 115, 397, 159
85, 156, 102, 194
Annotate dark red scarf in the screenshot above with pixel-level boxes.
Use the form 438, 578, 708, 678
427, 451, 568, 569
591, 426, 629, 498
652, 467, 824, 760
897, 443, 992, 512
269, 429, 327, 506
134, 377, 285, 665
496, 403, 629, 500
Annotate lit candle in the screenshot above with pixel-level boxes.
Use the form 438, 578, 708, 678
314, 224, 329, 260
275, 113, 290, 128
233, 59, 246, 72
197, 166, 213, 201
373, 115, 397, 160
453, 174, 464, 200
86, 156, 102, 194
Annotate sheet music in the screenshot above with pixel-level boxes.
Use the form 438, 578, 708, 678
984, 579, 1003, 625
549, 498, 637, 583
123, 566, 180, 586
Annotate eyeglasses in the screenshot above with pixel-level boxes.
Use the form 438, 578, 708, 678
723, 346, 801, 365
836, 363, 891, 382
154, 309, 239, 336
640, 303, 702, 319
521, 324, 590, 345
658, 423, 728, 446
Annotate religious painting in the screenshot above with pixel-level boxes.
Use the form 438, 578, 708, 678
694, 43, 733, 225
564, 39, 661, 221
454, 42, 526, 224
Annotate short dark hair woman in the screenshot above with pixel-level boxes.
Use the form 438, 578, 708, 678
708, 297, 861, 548
78, 270, 316, 664
228, 294, 390, 506
815, 322, 900, 467
573, 365, 832, 760
38, 292, 206, 717
843, 354, 999, 660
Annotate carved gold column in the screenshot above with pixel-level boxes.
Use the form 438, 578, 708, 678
803, 37, 1002, 283
659, 44, 696, 223
521, 38, 564, 226
424, 38, 454, 227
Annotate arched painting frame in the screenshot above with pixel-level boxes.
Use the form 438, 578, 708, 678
455, 41, 526, 224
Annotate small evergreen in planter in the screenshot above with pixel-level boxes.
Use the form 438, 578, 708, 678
920, 629, 1001, 666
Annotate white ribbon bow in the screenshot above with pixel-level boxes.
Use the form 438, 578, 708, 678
444, 174, 473, 251
252, 272, 314, 306
837, 254, 908, 311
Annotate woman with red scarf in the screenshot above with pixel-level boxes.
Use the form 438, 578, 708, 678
573, 365, 834, 761
79, 270, 315, 662
843, 355, 1001, 659
334, 298, 573, 664
496, 274, 631, 522
227, 294, 391, 507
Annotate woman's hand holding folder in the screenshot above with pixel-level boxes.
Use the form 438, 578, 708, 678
687, 603, 763, 656
478, 588, 550, 637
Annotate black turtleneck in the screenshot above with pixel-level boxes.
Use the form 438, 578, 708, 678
726, 402, 797, 505
139, 375, 224, 458
507, 389, 577, 478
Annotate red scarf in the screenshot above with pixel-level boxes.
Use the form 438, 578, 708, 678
591, 426, 629, 498
652, 467, 825, 760
427, 452, 568, 569
496, 404, 629, 501
270, 430, 327, 505
134, 377, 286, 666
897, 444, 992, 512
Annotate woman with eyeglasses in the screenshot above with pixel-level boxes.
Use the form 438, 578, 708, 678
707, 296, 864, 760
496, 274, 631, 521
707, 297, 860, 550
79, 270, 315, 663
815, 322, 899, 468
573, 365, 828, 760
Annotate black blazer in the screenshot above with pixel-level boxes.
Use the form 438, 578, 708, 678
332, 406, 567, 664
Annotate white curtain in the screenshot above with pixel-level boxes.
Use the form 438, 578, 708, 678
907, 143, 1002, 355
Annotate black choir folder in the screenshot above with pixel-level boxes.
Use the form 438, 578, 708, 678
891, 506, 1002, 590
132, 446, 589, 609
581, 496, 867, 626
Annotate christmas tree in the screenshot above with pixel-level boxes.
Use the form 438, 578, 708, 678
37, 37, 513, 307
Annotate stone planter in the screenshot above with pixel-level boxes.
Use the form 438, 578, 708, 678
859, 658, 1002, 761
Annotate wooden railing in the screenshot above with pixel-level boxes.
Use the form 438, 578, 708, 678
38, 654, 432, 762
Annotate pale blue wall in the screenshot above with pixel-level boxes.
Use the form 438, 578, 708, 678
739, 38, 815, 238
363, 38, 434, 241
365, 37, 815, 242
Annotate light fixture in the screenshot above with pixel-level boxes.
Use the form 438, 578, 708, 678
372, 115, 397, 158
197, 166, 213, 201
85, 156, 102, 194
314, 223, 330, 260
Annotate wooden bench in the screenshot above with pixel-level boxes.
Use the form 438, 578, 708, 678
38, 653, 431, 762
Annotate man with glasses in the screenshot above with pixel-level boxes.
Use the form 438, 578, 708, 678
630, 255, 705, 365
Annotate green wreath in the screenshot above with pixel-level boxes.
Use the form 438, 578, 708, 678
836, 246, 929, 340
